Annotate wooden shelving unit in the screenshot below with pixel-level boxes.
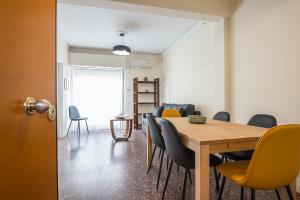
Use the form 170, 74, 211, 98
133, 77, 160, 129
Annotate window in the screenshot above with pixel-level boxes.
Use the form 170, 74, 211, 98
71, 66, 124, 130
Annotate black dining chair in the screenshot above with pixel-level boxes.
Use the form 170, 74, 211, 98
213, 112, 230, 122
159, 119, 222, 200
222, 114, 277, 161
213, 111, 231, 187
67, 106, 89, 136
146, 114, 170, 190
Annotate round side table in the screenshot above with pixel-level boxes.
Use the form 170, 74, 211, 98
110, 118, 133, 141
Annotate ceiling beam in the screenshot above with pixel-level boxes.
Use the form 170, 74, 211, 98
58, 0, 224, 22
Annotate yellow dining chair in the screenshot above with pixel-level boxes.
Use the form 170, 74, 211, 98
217, 124, 300, 200
161, 109, 181, 118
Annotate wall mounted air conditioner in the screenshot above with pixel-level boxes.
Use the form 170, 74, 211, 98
131, 59, 152, 68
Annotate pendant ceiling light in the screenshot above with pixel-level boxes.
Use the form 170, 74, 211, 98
113, 31, 131, 56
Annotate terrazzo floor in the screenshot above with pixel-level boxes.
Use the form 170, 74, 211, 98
58, 129, 300, 200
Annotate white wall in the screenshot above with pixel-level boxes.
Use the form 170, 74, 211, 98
161, 21, 225, 117
69, 49, 161, 116
57, 31, 70, 138
229, 0, 300, 192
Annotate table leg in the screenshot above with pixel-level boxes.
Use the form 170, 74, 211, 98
124, 120, 129, 137
291, 179, 296, 198
195, 144, 210, 200
147, 125, 152, 167
127, 120, 133, 138
110, 120, 116, 139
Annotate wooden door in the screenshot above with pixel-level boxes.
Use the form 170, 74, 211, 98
0, 0, 57, 199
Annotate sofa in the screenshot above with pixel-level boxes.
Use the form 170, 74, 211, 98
141, 103, 201, 133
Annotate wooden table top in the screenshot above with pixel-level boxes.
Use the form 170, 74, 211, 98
110, 118, 133, 122
159, 117, 268, 145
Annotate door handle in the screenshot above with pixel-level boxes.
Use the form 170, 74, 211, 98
24, 97, 56, 121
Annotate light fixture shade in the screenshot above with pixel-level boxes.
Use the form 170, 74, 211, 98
112, 45, 131, 56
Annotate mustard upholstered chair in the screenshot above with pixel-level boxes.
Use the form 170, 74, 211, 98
217, 124, 300, 200
161, 109, 181, 118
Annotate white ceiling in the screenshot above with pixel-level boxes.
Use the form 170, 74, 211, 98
57, 3, 199, 54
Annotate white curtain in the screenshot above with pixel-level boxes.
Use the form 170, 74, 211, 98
71, 66, 123, 130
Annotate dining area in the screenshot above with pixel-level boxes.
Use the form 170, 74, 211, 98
146, 111, 300, 200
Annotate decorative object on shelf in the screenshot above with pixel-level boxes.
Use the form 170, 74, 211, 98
112, 31, 131, 56
133, 77, 160, 130
188, 115, 207, 124
144, 77, 148, 82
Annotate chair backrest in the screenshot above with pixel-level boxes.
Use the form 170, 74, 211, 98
247, 114, 277, 128
213, 111, 230, 122
147, 114, 165, 149
242, 125, 300, 189
159, 119, 193, 168
225, 114, 277, 160
69, 106, 81, 119
161, 109, 181, 118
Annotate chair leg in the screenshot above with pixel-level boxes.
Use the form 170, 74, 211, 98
76, 122, 78, 134
285, 185, 294, 200
181, 169, 188, 200
217, 173, 221, 185
188, 169, 192, 184
162, 160, 173, 200
240, 186, 244, 200
166, 155, 169, 169
218, 176, 226, 200
158, 148, 162, 160
147, 145, 157, 175
221, 155, 225, 162
156, 150, 164, 190
85, 120, 89, 134
213, 166, 220, 193
251, 189, 255, 200
275, 189, 281, 200
67, 120, 72, 135
77, 121, 81, 136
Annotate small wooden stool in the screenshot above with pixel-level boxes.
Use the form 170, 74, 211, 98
110, 118, 133, 141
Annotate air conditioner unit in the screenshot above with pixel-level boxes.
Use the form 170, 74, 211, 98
131, 59, 152, 68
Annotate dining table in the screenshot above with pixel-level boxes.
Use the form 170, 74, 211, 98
146, 117, 297, 200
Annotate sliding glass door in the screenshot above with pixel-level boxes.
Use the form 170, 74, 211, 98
71, 66, 123, 130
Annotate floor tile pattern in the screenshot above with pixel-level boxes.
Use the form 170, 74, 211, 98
58, 130, 300, 200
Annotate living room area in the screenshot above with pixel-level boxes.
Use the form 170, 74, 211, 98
56, 0, 300, 200
57, 1, 226, 199
3, 0, 300, 199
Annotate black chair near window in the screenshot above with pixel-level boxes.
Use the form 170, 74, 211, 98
222, 114, 277, 161
159, 119, 222, 200
67, 106, 89, 136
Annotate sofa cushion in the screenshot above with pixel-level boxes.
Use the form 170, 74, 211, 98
162, 109, 182, 117
152, 106, 164, 117
162, 104, 173, 110
172, 107, 184, 116
162, 103, 195, 117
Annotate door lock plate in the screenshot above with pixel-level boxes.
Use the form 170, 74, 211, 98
48, 105, 56, 121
